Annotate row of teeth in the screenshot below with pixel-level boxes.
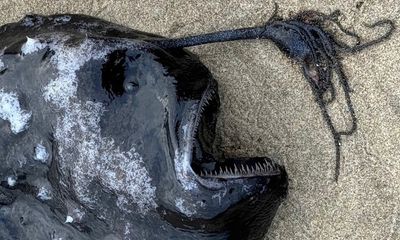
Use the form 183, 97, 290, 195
193, 88, 216, 137
197, 88, 216, 115
199, 160, 280, 178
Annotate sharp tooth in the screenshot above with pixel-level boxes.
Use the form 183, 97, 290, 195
234, 165, 238, 174
256, 164, 260, 172
272, 162, 277, 169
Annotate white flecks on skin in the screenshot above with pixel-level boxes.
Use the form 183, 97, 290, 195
65, 201, 86, 224
196, 200, 206, 208
0, 59, 4, 69
43, 38, 108, 108
174, 104, 200, 191
21, 37, 47, 55
21, 18, 34, 27
116, 195, 133, 214
21, 16, 43, 27
7, 176, 16, 187
54, 15, 71, 24
212, 188, 228, 205
42, 37, 156, 214
72, 208, 85, 222
175, 198, 196, 217
37, 187, 52, 201
34, 144, 49, 163
17, 157, 27, 168
0, 89, 32, 134
124, 222, 132, 240
65, 215, 73, 223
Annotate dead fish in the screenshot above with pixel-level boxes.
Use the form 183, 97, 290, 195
0, 9, 393, 240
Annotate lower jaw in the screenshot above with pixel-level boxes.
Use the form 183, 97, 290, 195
193, 157, 282, 180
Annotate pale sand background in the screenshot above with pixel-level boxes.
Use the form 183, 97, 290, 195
0, 0, 399, 239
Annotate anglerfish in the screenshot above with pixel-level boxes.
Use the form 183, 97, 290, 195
0, 10, 393, 240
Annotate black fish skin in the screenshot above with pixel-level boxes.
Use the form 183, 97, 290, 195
0, 9, 393, 240
0, 14, 287, 240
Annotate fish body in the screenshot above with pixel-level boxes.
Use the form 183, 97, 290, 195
0, 14, 287, 240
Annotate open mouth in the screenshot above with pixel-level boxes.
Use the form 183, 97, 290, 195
189, 85, 282, 180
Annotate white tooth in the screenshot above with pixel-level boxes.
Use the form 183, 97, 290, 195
250, 165, 255, 173
257, 163, 263, 170
234, 165, 238, 174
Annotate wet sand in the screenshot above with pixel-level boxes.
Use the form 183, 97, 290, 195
1, 0, 399, 239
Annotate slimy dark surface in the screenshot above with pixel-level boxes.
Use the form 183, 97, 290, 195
0, 8, 394, 240
0, 14, 288, 240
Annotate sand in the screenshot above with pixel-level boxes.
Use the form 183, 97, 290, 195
0, 0, 399, 239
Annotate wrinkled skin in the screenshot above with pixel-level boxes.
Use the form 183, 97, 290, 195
0, 14, 287, 240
